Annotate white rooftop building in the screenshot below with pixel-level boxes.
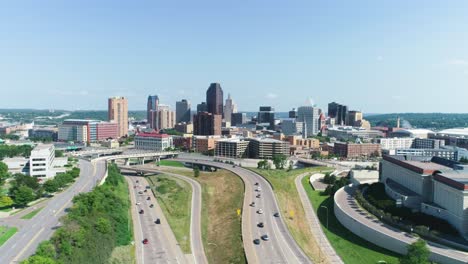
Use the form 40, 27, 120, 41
29, 144, 56, 180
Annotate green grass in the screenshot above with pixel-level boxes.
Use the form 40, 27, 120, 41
147, 175, 192, 253
0, 206, 13, 212
20, 207, 43, 219
0, 227, 18, 246
301, 176, 400, 264
251, 167, 331, 262
158, 160, 185, 168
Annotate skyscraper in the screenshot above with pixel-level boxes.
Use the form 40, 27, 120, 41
147, 95, 159, 129
257, 106, 275, 129
289, 108, 297, 118
155, 105, 176, 130
328, 102, 348, 125
297, 106, 320, 137
206, 83, 223, 115
108, 97, 128, 137
347, 110, 363, 126
176, 99, 191, 123
197, 102, 208, 113
223, 93, 237, 123
193, 112, 222, 136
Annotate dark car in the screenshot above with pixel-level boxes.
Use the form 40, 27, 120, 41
273, 212, 280, 217
146, 186, 151, 189
155, 218, 161, 224
139, 209, 144, 214
149, 204, 154, 208
144, 189, 148, 193
136, 180, 139, 183
253, 239, 260, 245
257, 222, 264, 228
143, 238, 148, 244
256, 194, 261, 198
261, 234, 269, 241
147, 197, 151, 200
250, 202, 255, 207
255, 182, 259, 186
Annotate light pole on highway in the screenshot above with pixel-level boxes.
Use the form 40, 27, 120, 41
320, 205, 329, 229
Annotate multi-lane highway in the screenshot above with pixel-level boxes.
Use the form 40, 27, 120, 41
0, 159, 107, 263
175, 158, 312, 264
127, 176, 187, 264
122, 166, 208, 264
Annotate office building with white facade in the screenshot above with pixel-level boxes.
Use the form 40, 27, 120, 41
214, 138, 249, 158
134, 132, 173, 151
378, 137, 415, 150
29, 144, 56, 180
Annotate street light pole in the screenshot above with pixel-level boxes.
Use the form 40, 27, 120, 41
320, 205, 329, 229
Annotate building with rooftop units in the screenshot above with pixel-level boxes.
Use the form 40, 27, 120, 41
134, 132, 173, 152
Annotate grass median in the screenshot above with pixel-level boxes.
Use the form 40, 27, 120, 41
251, 167, 329, 263
157, 166, 246, 264
158, 160, 185, 167
20, 207, 43, 220
301, 176, 400, 264
0, 226, 18, 246
147, 174, 192, 253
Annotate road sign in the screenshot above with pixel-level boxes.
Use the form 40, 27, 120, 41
237, 209, 241, 216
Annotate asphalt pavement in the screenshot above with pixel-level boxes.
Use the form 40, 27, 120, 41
175, 158, 312, 264
0, 159, 107, 263
127, 176, 187, 264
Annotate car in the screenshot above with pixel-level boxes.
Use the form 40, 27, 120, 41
142, 238, 148, 244
155, 218, 161, 224
138, 191, 143, 194
144, 189, 148, 193
133, 186, 137, 189
257, 187, 262, 191
253, 239, 261, 245
256, 194, 261, 198
147, 197, 151, 200
232, 165, 236, 168
149, 204, 154, 208
261, 234, 269, 241
257, 222, 264, 228
257, 209, 263, 214
254, 182, 259, 186
250, 202, 255, 207
273, 212, 280, 217
136, 180, 139, 183
136, 202, 141, 205
139, 209, 144, 214
146, 186, 151, 189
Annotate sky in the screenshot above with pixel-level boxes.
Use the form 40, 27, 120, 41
1, 1, 468, 113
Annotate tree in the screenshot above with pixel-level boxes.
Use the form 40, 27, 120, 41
193, 166, 200, 177
21, 255, 57, 264
399, 239, 431, 264
43, 180, 59, 193
14, 185, 36, 206
272, 154, 287, 170
460, 157, 468, 165
0, 196, 14, 208
55, 150, 64, 158
0, 161, 8, 186
35, 241, 56, 259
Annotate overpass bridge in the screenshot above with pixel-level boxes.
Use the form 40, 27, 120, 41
99, 151, 179, 166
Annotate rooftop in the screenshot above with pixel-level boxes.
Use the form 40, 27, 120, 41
436, 128, 468, 138
136, 133, 169, 138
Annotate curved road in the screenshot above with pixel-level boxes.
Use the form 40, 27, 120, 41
175, 158, 311, 264
122, 166, 208, 264
0, 159, 107, 263
127, 176, 187, 264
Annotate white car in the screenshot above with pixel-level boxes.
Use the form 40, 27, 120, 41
257, 209, 263, 214
136, 202, 141, 205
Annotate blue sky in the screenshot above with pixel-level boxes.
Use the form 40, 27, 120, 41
1, 1, 468, 113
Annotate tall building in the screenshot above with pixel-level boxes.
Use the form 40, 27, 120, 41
147, 95, 159, 128
223, 94, 237, 123
206, 83, 223, 115
176, 99, 191, 123
108, 97, 128, 137
231, 113, 247, 126
328, 102, 348, 125
297, 106, 320, 137
150, 105, 176, 130
197, 102, 208, 113
289, 108, 297, 118
257, 106, 275, 129
193, 112, 222, 135
347, 110, 363, 126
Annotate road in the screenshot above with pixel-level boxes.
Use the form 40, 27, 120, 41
122, 165, 208, 264
295, 173, 343, 263
127, 176, 187, 264
175, 158, 311, 264
0, 159, 107, 263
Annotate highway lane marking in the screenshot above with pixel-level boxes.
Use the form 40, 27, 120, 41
13, 227, 45, 262
11, 243, 17, 249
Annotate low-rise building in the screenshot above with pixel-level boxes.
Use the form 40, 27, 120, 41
389, 129, 434, 139
247, 138, 290, 159
287, 135, 320, 149
333, 142, 381, 158
413, 138, 445, 149
175, 122, 193, 134
29, 144, 56, 180
281, 119, 304, 136
326, 126, 384, 141
134, 132, 173, 151
215, 138, 249, 158
58, 119, 119, 143
378, 137, 415, 151
28, 127, 58, 141
192, 135, 220, 153
381, 155, 468, 236
385, 148, 458, 161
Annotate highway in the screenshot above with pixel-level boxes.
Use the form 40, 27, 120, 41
127, 176, 187, 264
175, 158, 312, 264
0, 159, 107, 263
122, 166, 208, 264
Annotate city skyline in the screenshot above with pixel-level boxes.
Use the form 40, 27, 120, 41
2, 1, 468, 113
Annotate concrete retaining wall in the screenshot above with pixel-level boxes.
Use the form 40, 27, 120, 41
334, 186, 467, 264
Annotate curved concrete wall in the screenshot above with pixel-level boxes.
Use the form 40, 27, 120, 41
334, 186, 467, 264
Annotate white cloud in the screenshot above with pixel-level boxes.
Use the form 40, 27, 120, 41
266, 93, 278, 99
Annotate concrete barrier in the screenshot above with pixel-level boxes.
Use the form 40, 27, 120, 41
334, 186, 468, 264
